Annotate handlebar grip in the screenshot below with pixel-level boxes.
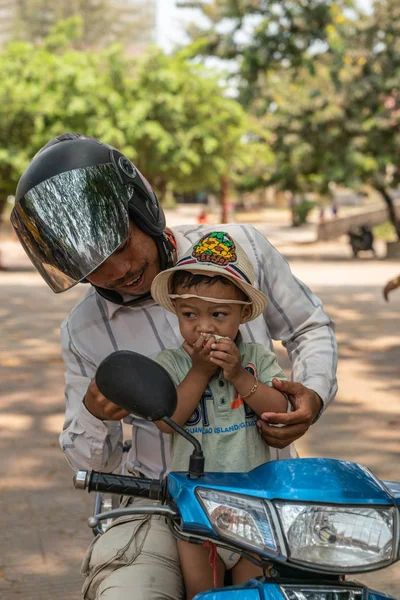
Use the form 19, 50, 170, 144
74, 470, 163, 500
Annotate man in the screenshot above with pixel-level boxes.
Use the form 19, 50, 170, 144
11, 134, 337, 600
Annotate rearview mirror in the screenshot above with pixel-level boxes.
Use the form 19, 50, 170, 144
95, 350, 177, 421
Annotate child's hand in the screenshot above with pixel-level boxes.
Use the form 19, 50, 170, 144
209, 338, 244, 382
182, 333, 219, 378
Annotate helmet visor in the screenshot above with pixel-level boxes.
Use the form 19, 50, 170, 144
11, 163, 130, 293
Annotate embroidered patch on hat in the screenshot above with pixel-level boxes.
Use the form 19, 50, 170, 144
192, 232, 237, 266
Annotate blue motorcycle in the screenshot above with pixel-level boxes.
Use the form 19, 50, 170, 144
74, 351, 400, 600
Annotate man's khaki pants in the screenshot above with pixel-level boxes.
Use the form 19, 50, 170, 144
82, 499, 184, 599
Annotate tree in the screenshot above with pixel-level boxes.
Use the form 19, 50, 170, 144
180, 0, 400, 237
260, 1, 400, 236
179, 0, 349, 107
0, 20, 252, 222
116, 48, 253, 203
343, 0, 400, 237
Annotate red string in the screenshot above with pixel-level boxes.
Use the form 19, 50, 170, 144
204, 540, 218, 588
165, 232, 177, 250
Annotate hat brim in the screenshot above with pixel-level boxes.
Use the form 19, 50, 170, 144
151, 262, 267, 323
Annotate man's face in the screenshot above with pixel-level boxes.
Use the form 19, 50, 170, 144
86, 219, 160, 296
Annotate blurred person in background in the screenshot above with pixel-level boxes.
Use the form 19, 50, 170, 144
331, 200, 339, 218
11, 133, 338, 600
197, 206, 209, 224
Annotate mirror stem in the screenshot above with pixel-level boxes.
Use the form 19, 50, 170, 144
161, 416, 205, 478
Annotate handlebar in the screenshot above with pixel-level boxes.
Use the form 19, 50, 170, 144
74, 470, 164, 500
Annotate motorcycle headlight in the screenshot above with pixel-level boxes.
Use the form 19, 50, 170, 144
281, 587, 363, 600
196, 489, 278, 555
276, 502, 395, 571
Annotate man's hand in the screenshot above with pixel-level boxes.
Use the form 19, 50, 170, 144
257, 379, 322, 448
84, 378, 130, 421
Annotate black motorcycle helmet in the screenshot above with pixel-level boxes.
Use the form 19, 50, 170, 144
11, 133, 175, 304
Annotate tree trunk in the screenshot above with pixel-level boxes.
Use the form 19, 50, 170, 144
0, 194, 8, 270
154, 179, 168, 205
376, 186, 400, 240
220, 175, 229, 224
0, 196, 7, 223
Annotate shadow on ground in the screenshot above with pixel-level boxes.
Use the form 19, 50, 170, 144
0, 281, 93, 599
1, 273, 400, 598
272, 283, 400, 474
283, 283, 400, 596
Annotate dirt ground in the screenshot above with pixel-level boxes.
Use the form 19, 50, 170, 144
1, 227, 400, 599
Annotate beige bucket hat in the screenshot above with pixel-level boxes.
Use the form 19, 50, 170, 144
150, 231, 268, 323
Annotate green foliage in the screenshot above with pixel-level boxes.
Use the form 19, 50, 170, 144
118, 48, 250, 197
373, 221, 398, 241
263, 1, 400, 234
180, 0, 400, 237
0, 21, 251, 215
292, 200, 316, 227
179, 0, 349, 107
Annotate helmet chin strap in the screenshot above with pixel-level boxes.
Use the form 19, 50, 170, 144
93, 232, 175, 307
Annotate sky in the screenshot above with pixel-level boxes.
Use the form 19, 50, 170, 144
156, 0, 374, 51
156, 0, 204, 51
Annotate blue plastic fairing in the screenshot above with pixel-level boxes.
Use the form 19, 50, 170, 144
167, 458, 395, 537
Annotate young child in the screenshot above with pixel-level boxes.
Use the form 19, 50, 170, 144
150, 231, 289, 599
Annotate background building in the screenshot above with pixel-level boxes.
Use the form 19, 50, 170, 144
0, 0, 158, 52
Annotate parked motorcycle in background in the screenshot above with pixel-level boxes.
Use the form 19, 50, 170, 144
74, 351, 400, 600
348, 225, 376, 258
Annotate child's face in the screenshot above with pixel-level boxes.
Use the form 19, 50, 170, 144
173, 279, 251, 345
